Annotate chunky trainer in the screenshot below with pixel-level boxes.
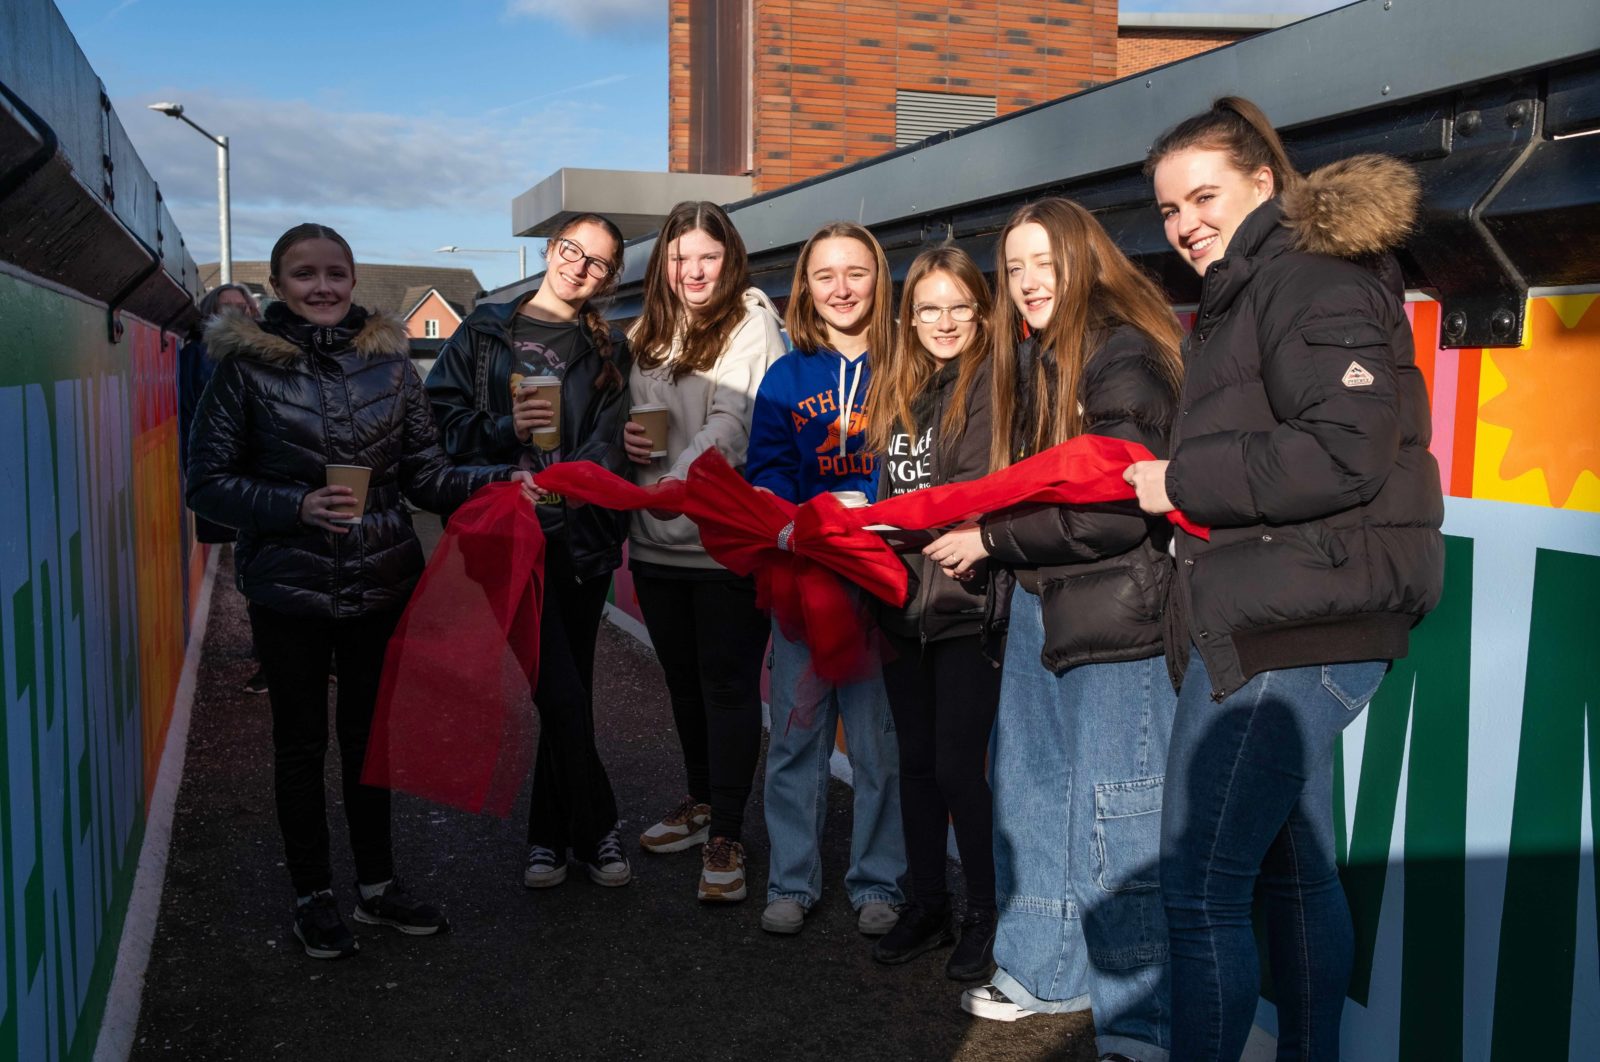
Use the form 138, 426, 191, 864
945, 907, 997, 982
522, 845, 568, 888
872, 900, 953, 964
352, 878, 449, 935
961, 984, 1036, 1022
581, 827, 632, 887
856, 900, 900, 937
698, 836, 748, 902
293, 891, 359, 960
639, 796, 711, 853
760, 898, 806, 935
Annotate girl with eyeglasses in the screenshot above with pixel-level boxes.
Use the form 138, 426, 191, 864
745, 221, 907, 939
621, 201, 787, 904
862, 246, 1004, 980
427, 213, 637, 892
940, 199, 1184, 1062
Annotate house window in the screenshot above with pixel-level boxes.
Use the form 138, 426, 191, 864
424, 319, 439, 338
894, 90, 998, 148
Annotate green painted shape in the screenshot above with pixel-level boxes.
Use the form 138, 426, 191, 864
1399, 535, 1473, 1060
24, 862, 44, 980
11, 583, 32, 700
1490, 547, 1600, 1060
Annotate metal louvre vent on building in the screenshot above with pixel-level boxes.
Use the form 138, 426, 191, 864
894, 90, 998, 147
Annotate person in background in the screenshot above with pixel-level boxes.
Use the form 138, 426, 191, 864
426, 213, 636, 893
1132, 97, 1442, 1062
938, 199, 1184, 1062
623, 201, 787, 903
188, 223, 527, 960
178, 283, 267, 693
863, 246, 1004, 981
745, 221, 906, 939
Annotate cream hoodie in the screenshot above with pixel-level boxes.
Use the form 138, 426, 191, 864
627, 287, 787, 568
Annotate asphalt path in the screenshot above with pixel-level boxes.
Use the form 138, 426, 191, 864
131, 518, 1096, 1061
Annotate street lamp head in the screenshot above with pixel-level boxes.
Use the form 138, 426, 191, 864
147, 101, 184, 117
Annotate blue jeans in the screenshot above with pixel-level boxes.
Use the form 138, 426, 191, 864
763, 622, 906, 909
992, 588, 1175, 1061
1161, 647, 1388, 1062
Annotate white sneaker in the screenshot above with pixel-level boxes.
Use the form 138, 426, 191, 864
639, 796, 711, 853
856, 900, 900, 936
961, 984, 1036, 1022
760, 898, 806, 935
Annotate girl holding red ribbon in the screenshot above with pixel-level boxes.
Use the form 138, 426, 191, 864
862, 247, 1006, 979
621, 201, 788, 904
950, 201, 1186, 1062
745, 222, 907, 938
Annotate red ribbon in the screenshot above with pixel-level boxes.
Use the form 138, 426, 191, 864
362, 482, 546, 816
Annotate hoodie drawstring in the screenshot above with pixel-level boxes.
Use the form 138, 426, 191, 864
837, 357, 863, 460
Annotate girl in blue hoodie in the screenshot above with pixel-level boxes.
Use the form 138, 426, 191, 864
745, 221, 907, 938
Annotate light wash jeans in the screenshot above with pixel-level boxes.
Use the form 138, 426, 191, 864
763, 622, 906, 910
1162, 646, 1387, 1062
992, 587, 1175, 1062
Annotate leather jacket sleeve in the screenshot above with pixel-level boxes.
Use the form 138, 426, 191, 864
425, 325, 520, 463
565, 335, 633, 478
185, 356, 310, 535
398, 363, 508, 512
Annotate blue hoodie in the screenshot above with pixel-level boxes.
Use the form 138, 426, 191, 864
746, 348, 877, 503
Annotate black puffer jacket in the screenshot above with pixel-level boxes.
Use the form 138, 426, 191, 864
1164, 155, 1444, 698
425, 298, 633, 584
981, 326, 1177, 673
187, 304, 507, 618
876, 358, 1007, 647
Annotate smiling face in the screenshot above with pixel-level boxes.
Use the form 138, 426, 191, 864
1154, 146, 1275, 276
1004, 222, 1058, 332
806, 236, 877, 341
272, 238, 355, 326
666, 227, 725, 316
911, 270, 978, 362
542, 219, 620, 308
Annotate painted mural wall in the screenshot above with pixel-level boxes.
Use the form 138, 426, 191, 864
0, 271, 197, 1062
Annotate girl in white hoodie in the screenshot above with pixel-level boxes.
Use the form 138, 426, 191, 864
624, 200, 787, 903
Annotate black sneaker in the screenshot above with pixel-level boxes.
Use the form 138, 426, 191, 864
351, 878, 449, 935
243, 668, 268, 695
293, 891, 359, 960
946, 906, 997, 981
872, 900, 953, 965
578, 827, 632, 887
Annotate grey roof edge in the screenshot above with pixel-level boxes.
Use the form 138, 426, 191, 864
1117, 12, 1306, 33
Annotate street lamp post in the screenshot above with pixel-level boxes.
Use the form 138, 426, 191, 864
436, 245, 528, 281
148, 102, 231, 284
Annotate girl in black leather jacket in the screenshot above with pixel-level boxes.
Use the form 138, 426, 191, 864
188, 224, 522, 960
425, 213, 636, 893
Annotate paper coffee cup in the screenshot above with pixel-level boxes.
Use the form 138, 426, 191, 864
521, 375, 562, 452
630, 403, 670, 459
830, 490, 870, 509
325, 464, 371, 524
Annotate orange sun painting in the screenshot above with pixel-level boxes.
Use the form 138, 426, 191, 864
1476, 296, 1600, 510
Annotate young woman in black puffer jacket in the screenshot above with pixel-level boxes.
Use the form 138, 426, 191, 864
1129, 98, 1444, 1062
189, 224, 523, 961
863, 246, 1005, 979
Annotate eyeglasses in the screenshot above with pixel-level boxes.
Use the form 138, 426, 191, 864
912, 303, 977, 324
553, 237, 615, 280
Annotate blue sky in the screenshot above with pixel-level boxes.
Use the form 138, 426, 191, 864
60, 0, 1346, 291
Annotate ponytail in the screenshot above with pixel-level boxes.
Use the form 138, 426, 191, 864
582, 303, 623, 391
1145, 96, 1300, 197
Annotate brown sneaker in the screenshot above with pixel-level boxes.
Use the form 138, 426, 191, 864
639, 796, 711, 853
697, 836, 748, 902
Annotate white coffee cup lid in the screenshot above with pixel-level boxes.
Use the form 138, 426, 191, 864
630, 402, 668, 412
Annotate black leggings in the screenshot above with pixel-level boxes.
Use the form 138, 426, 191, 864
526, 537, 619, 862
250, 602, 401, 896
632, 571, 769, 840
881, 631, 1002, 911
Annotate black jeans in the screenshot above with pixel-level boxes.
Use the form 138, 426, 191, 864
526, 537, 619, 862
250, 602, 402, 896
881, 631, 1002, 910
632, 571, 769, 840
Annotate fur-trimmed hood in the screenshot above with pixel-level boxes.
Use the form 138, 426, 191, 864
204, 307, 410, 364
1280, 153, 1420, 259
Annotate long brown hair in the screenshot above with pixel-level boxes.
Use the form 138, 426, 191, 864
989, 198, 1185, 469
865, 246, 993, 455
631, 201, 752, 380
546, 212, 626, 391
783, 222, 894, 371
1143, 95, 1299, 198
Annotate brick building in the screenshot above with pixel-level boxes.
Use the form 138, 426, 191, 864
1116, 12, 1304, 77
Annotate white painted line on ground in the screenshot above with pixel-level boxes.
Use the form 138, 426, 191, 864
94, 548, 219, 1062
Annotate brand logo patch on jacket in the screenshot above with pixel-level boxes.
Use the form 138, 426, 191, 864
1342, 361, 1376, 388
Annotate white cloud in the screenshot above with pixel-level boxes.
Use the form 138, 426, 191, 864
506, 0, 664, 37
